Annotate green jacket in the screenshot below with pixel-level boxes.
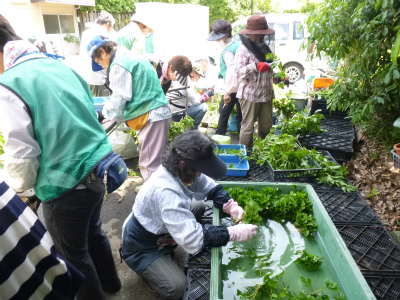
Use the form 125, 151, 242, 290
110, 51, 168, 121
0, 56, 112, 201
219, 41, 240, 81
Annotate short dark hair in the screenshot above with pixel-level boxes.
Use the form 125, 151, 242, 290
163, 130, 215, 183
168, 55, 193, 79
0, 14, 21, 53
92, 38, 118, 60
211, 19, 232, 39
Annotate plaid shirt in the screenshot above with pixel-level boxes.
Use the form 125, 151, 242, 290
235, 45, 274, 103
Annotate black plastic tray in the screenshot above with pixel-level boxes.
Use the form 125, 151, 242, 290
363, 273, 400, 300
320, 117, 354, 138
317, 191, 383, 225
336, 225, 400, 271
266, 154, 322, 181
184, 247, 211, 270
298, 132, 353, 161
183, 268, 211, 300
310, 98, 349, 117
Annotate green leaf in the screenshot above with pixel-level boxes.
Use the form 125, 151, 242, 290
376, 96, 385, 104
384, 72, 391, 84
394, 69, 400, 80
375, 0, 382, 11
391, 31, 400, 66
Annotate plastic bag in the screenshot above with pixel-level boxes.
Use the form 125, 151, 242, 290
108, 125, 140, 159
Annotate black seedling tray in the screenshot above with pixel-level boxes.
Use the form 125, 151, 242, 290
184, 268, 211, 300
310, 98, 349, 117
202, 200, 214, 219
336, 225, 400, 271
266, 154, 322, 181
316, 191, 383, 225
199, 217, 213, 229
363, 273, 400, 300
298, 132, 353, 161
184, 247, 211, 270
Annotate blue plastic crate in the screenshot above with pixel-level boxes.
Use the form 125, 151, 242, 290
219, 154, 249, 177
93, 97, 109, 112
215, 144, 246, 156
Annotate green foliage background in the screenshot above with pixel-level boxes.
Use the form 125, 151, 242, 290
305, 0, 400, 147
80, 0, 277, 28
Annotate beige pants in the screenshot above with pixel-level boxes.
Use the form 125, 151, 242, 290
137, 118, 171, 181
238, 99, 273, 148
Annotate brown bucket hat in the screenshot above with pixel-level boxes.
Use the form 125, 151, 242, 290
238, 14, 275, 35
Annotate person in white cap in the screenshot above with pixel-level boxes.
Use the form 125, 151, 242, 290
130, 14, 155, 57
79, 10, 117, 96
207, 19, 242, 136
117, 17, 145, 54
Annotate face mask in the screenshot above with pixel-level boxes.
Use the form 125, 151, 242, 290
218, 40, 226, 48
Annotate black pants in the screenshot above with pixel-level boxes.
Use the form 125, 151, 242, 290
42, 188, 120, 300
215, 93, 242, 135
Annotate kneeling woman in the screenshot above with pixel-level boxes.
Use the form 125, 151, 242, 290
122, 131, 258, 299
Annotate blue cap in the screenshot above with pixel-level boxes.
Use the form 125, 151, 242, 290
87, 35, 111, 72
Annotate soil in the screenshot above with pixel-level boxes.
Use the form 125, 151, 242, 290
345, 135, 400, 231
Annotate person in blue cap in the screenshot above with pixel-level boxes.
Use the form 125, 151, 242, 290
207, 19, 242, 136
87, 35, 171, 181
122, 130, 258, 300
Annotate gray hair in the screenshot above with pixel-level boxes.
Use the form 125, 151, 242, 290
95, 11, 115, 27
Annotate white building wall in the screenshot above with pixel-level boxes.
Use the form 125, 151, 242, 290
1, 0, 79, 55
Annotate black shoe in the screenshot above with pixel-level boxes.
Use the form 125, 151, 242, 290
102, 277, 122, 294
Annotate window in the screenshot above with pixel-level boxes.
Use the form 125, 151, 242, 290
43, 14, 75, 34
293, 22, 304, 40
268, 23, 289, 40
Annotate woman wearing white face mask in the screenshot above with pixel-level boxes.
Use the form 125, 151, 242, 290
207, 20, 242, 136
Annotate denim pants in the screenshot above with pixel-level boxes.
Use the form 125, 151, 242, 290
188, 103, 208, 129
171, 103, 208, 129
42, 188, 120, 300
215, 93, 242, 135
140, 199, 206, 300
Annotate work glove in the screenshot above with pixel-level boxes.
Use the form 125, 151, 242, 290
227, 224, 258, 242
255, 62, 270, 73
284, 77, 290, 87
223, 199, 245, 221
200, 88, 215, 103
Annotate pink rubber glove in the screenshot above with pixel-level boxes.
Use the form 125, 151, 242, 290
223, 199, 245, 221
227, 224, 258, 242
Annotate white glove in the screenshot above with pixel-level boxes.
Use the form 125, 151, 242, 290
227, 224, 258, 242
223, 199, 245, 221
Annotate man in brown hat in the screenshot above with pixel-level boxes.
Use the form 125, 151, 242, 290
234, 14, 275, 148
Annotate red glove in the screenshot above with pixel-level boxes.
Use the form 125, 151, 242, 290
285, 77, 290, 87
256, 62, 270, 73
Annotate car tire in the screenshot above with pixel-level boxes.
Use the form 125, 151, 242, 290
284, 63, 304, 83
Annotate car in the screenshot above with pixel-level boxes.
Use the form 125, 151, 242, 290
232, 13, 308, 83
